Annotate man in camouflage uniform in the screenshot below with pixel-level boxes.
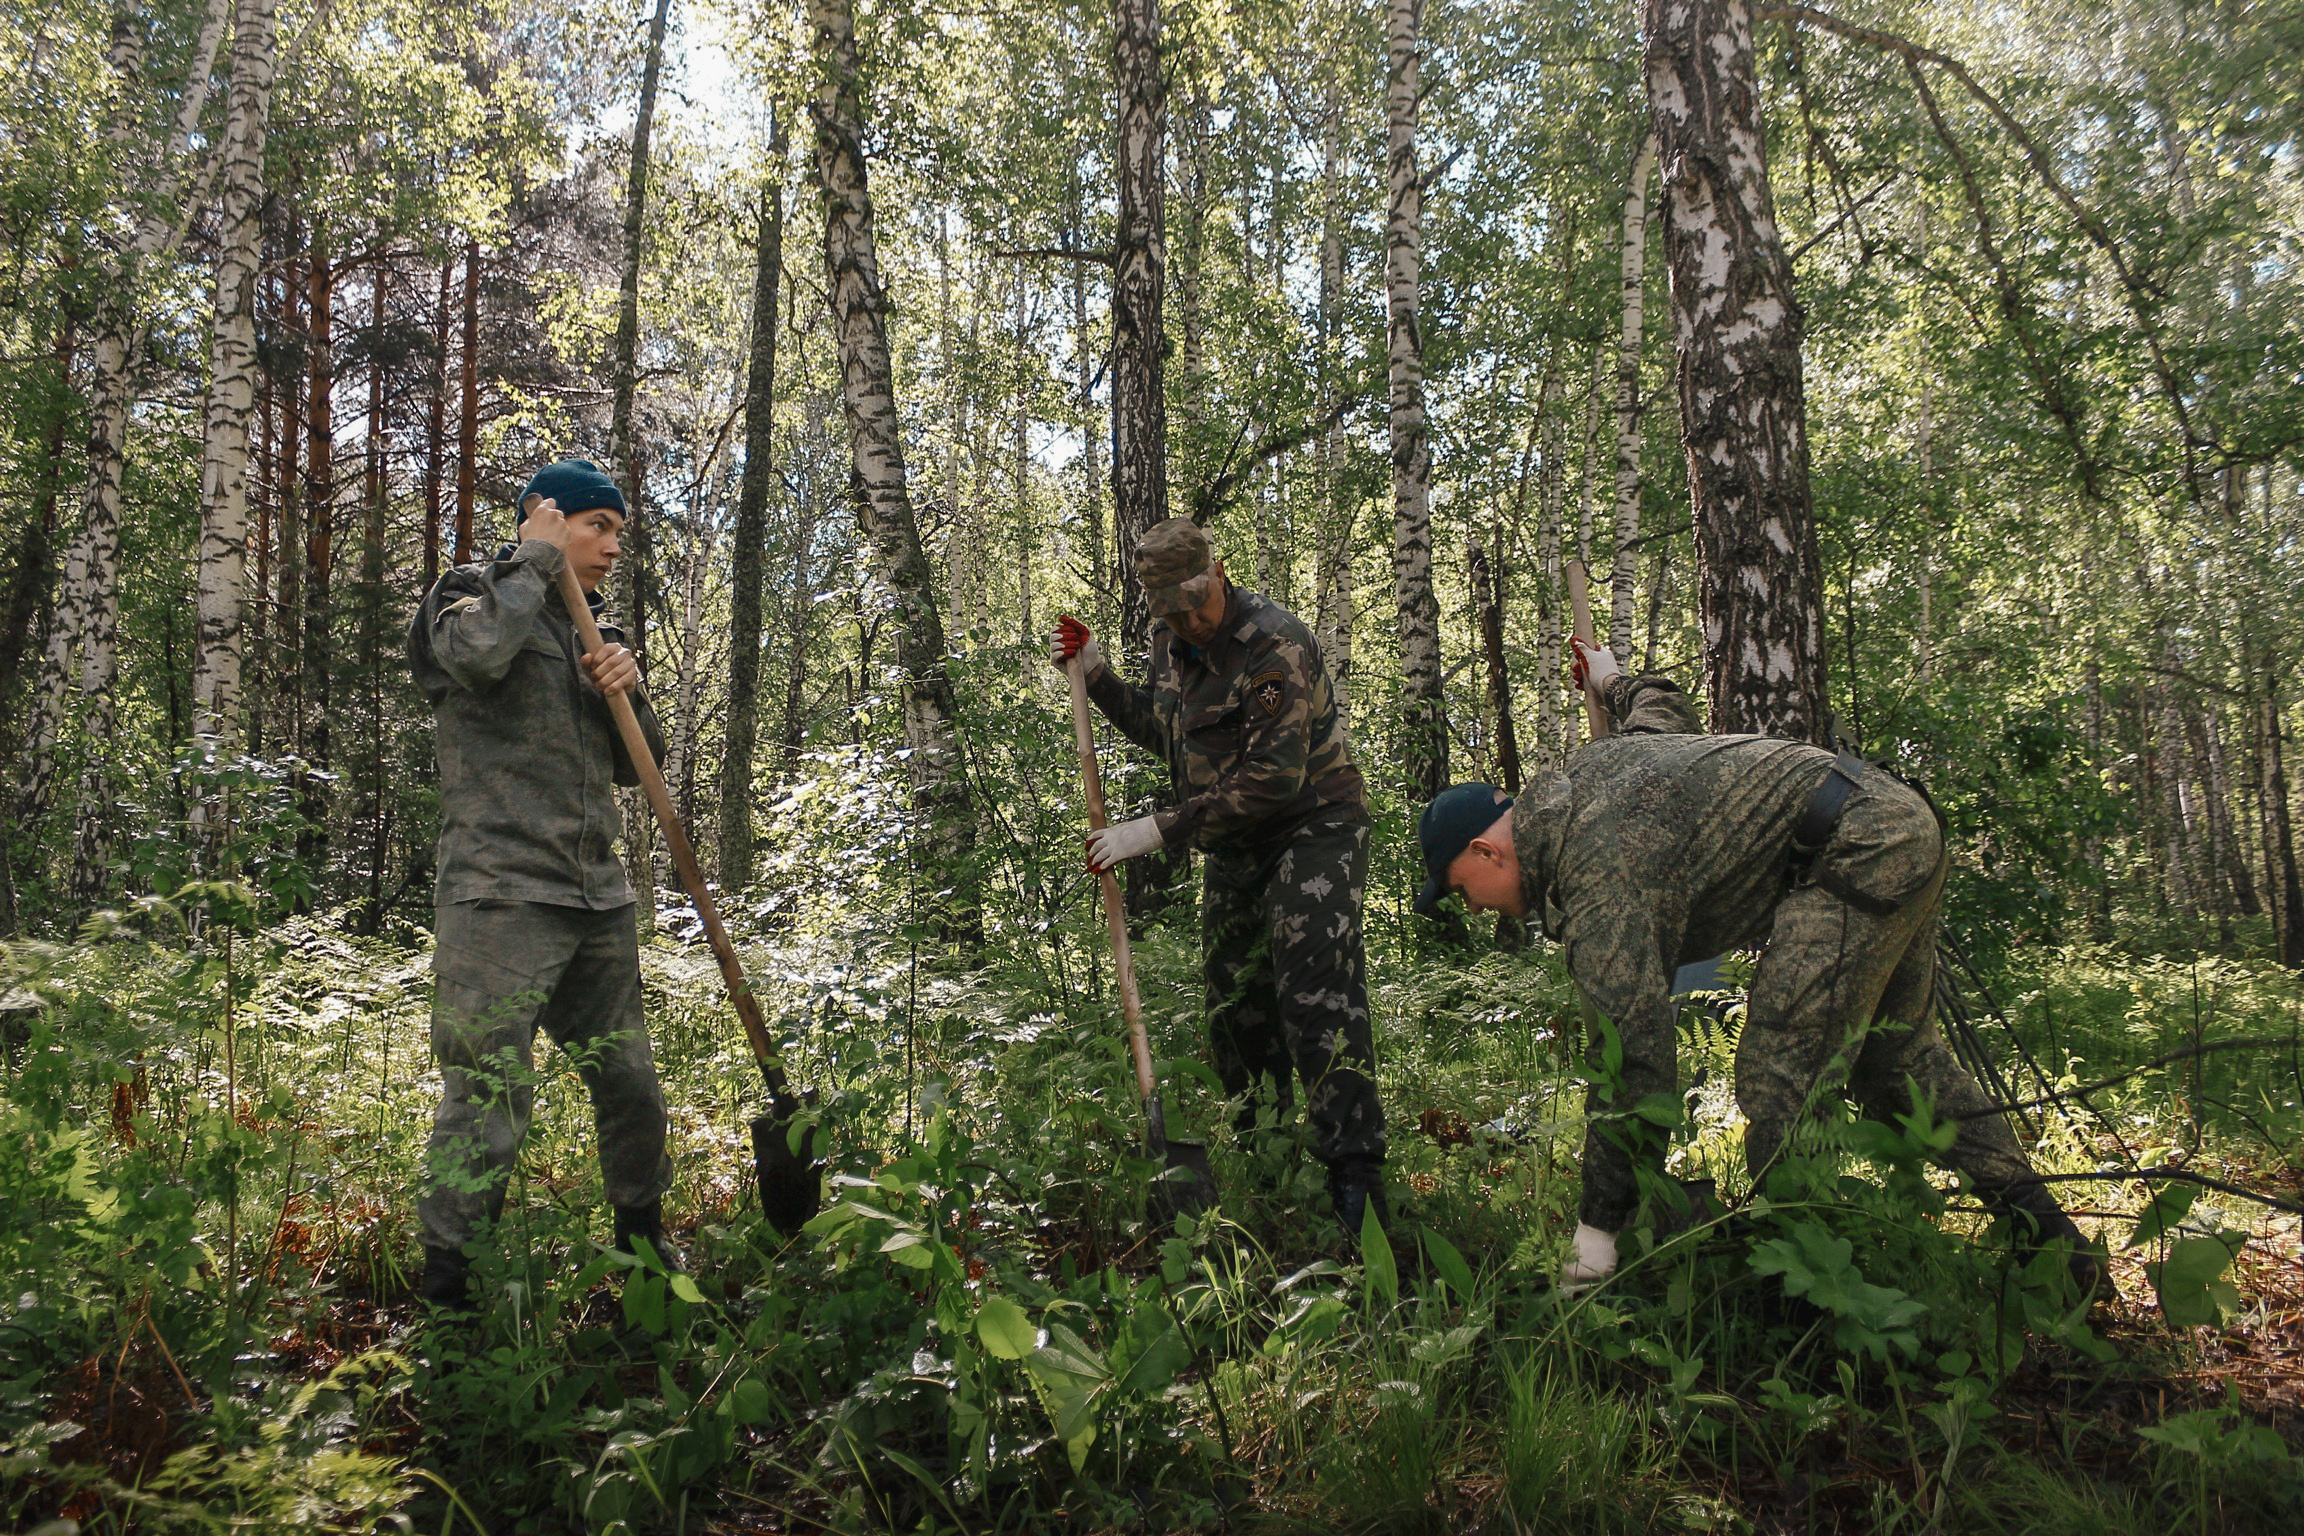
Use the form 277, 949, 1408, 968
1417, 643, 2097, 1291
1050, 517, 1386, 1231
407, 458, 676, 1310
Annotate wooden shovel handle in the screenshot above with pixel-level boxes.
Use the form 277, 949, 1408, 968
1064, 654, 1159, 1105
555, 560, 795, 1106
1566, 557, 1610, 742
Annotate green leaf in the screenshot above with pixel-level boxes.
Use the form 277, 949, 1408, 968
729, 1377, 772, 1426
2146, 1233, 2245, 1326
2125, 1181, 2200, 1250
975, 1295, 1036, 1361
1419, 1227, 1476, 1299
669, 1273, 706, 1305
1114, 1301, 1191, 1397
1360, 1203, 1397, 1308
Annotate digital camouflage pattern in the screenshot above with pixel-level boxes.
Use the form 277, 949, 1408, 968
418, 899, 673, 1254
1202, 807, 1384, 1168
1085, 584, 1365, 851
1516, 674, 2041, 1229
408, 536, 667, 909
1084, 583, 1382, 1172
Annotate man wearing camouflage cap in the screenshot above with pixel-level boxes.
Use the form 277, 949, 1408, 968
1415, 643, 2100, 1296
1050, 517, 1386, 1233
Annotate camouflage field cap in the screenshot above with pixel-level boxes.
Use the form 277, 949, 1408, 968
1136, 517, 1220, 615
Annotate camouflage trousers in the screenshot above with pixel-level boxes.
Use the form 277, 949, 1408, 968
1202, 807, 1385, 1169
418, 900, 673, 1255
1583, 775, 2041, 1230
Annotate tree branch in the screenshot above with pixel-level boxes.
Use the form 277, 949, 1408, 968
1187, 393, 1364, 525
993, 245, 1114, 267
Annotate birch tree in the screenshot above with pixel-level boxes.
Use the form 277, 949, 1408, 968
1111, 0, 1168, 655
192, 0, 277, 745
808, 0, 972, 896
1645, 0, 1829, 742
1385, 0, 1442, 796
1610, 131, 1656, 667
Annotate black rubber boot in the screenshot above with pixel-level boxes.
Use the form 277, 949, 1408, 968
420, 1245, 474, 1314
1327, 1159, 1387, 1241
613, 1201, 686, 1274
1996, 1180, 2106, 1299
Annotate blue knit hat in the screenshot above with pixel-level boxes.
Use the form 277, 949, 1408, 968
517, 458, 626, 522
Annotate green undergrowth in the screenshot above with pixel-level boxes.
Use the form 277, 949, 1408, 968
2, 878, 2300, 1532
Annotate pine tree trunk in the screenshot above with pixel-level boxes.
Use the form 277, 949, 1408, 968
359, 263, 389, 930
454, 238, 478, 564
719, 154, 784, 892
1111, 0, 1168, 656
1469, 534, 1520, 795
1386, 0, 1444, 796
192, 0, 276, 745
298, 243, 335, 883
1645, 0, 1829, 742
276, 231, 305, 757
610, 0, 673, 526
423, 260, 450, 589
1611, 132, 1656, 666
809, 0, 975, 932
2259, 652, 2304, 967
1315, 70, 1354, 713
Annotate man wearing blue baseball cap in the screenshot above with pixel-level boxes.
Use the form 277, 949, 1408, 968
406, 458, 676, 1311
1416, 641, 2098, 1297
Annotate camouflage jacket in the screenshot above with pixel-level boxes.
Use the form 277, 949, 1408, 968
1512, 674, 1841, 1044
409, 538, 666, 909
1085, 585, 1366, 853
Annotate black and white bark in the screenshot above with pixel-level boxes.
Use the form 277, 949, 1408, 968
1386, 0, 1444, 795
192, 0, 277, 744
809, 0, 972, 883
1111, 0, 1168, 655
1645, 0, 1830, 742
1611, 131, 1657, 665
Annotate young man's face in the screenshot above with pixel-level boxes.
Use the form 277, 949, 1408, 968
1162, 561, 1231, 647
1445, 811, 1526, 917
564, 506, 625, 594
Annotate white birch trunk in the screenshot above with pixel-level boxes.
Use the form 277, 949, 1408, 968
1535, 362, 1565, 772
809, 0, 968, 849
1386, 0, 1443, 794
1611, 131, 1657, 665
193, 0, 277, 744
1315, 68, 1354, 715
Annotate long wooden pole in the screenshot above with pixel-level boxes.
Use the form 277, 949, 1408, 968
1064, 655, 1159, 1103
1567, 556, 1610, 740
556, 561, 794, 1105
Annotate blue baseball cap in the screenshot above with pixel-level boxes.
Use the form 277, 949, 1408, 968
517, 458, 626, 522
1415, 783, 1514, 916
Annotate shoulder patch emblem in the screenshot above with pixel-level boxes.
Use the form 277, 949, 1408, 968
1251, 669, 1287, 717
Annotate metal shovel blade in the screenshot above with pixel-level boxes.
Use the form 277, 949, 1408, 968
1144, 1095, 1217, 1226
750, 1109, 823, 1238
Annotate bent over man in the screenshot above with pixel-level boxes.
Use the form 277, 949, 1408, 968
1417, 644, 2097, 1292
1050, 517, 1386, 1231
408, 458, 675, 1310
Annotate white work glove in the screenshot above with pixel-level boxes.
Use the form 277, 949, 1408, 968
1084, 814, 1165, 874
1569, 636, 1621, 697
1050, 614, 1106, 681
1558, 1222, 1619, 1293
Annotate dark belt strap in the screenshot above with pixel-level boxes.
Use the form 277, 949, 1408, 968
1790, 752, 1867, 869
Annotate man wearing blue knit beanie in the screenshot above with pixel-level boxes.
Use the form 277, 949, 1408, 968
406, 458, 676, 1311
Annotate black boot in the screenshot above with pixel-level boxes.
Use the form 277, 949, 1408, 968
1327, 1159, 1387, 1240
420, 1245, 474, 1313
1996, 1180, 2106, 1299
613, 1201, 686, 1274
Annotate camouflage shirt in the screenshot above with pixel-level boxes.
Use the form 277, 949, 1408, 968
1086, 585, 1365, 852
1512, 674, 1839, 1043
409, 538, 667, 909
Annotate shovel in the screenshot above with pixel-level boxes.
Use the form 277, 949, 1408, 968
556, 562, 824, 1238
1064, 654, 1217, 1224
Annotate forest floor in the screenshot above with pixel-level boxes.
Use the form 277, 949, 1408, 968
5, 915, 2303, 1533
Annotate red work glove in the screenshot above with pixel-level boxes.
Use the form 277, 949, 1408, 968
1570, 636, 1621, 695
1049, 615, 1106, 679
